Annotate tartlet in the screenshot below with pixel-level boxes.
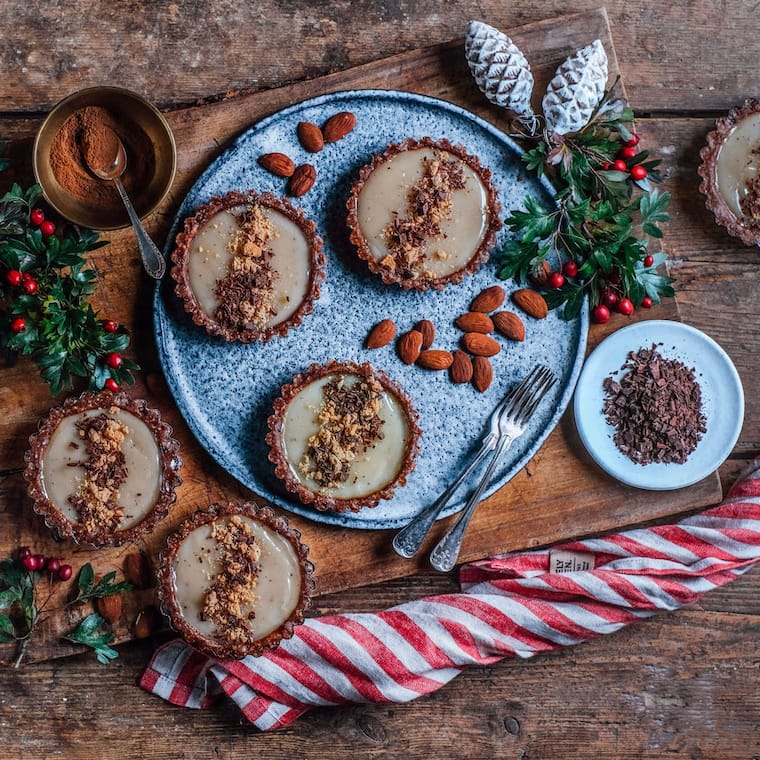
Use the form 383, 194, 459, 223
346, 137, 502, 291
699, 99, 760, 246
158, 500, 315, 659
266, 361, 421, 513
23, 391, 182, 547
171, 190, 326, 342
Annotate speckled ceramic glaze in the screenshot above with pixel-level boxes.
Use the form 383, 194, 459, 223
154, 89, 588, 529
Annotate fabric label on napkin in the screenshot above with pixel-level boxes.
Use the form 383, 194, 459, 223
549, 550, 595, 573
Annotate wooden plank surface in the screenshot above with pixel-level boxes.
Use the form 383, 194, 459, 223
0, 1, 759, 757
0, 9, 726, 666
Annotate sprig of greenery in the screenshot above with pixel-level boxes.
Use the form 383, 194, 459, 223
498, 82, 674, 318
0, 172, 139, 393
64, 613, 119, 665
68, 562, 133, 606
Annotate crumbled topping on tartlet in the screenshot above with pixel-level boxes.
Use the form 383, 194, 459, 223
383, 154, 466, 279
740, 168, 760, 221
214, 205, 280, 332
201, 516, 262, 645
298, 375, 385, 489
68, 411, 129, 533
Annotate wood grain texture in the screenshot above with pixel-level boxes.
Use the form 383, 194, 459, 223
0, 2, 759, 757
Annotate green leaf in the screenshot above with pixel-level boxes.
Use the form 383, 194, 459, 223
70, 564, 133, 605
76, 563, 95, 597
65, 613, 119, 664
0, 614, 16, 643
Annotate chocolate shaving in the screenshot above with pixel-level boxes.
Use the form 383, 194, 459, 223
740, 172, 760, 221
602, 344, 706, 465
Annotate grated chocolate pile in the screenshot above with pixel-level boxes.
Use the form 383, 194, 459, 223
68, 410, 129, 532
201, 516, 262, 645
382, 154, 466, 278
602, 344, 706, 465
299, 375, 385, 489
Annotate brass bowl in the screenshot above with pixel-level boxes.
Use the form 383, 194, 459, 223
33, 86, 176, 231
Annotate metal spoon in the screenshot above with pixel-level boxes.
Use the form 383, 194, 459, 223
86, 130, 166, 279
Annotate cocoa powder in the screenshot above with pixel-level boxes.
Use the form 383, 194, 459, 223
49, 105, 155, 213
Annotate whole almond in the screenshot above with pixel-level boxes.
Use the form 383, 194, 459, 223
417, 349, 453, 370
323, 111, 357, 143
296, 121, 324, 152
455, 312, 494, 334
257, 152, 295, 177
470, 285, 505, 313
95, 594, 122, 625
462, 332, 501, 357
450, 350, 473, 384
366, 318, 396, 349
492, 311, 526, 341
529, 260, 551, 286
288, 164, 317, 197
124, 551, 153, 589
512, 288, 549, 319
397, 330, 423, 364
472, 356, 493, 392
414, 319, 436, 349
133, 605, 161, 639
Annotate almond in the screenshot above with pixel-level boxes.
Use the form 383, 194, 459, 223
455, 312, 494, 334
512, 288, 549, 319
450, 350, 473, 384
492, 311, 526, 341
366, 318, 396, 349
472, 356, 493, 392
322, 111, 357, 143
257, 152, 295, 177
397, 330, 423, 364
124, 551, 153, 589
414, 319, 435, 349
417, 349, 453, 370
133, 605, 161, 640
462, 332, 501, 357
95, 594, 122, 625
296, 121, 324, 152
529, 260, 551, 286
470, 285, 505, 313
288, 163, 317, 197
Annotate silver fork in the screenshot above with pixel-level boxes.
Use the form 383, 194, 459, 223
428, 365, 557, 573
392, 365, 555, 560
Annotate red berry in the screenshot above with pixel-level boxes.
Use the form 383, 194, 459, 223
601, 160, 612, 170
624, 133, 640, 147
40, 220, 55, 237
33, 553, 46, 567
104, 378, 120, 392
17, 546, 32, 560
592, 304, 610, 324
57, 564, 73, 581
5, 269, 22, 286
619, 146, 637, 159
11, 317, 26, 333
105, 352, 123, 369
549, 271, 565, 289
22, 278, 38, 295
102, 319, 118, 333
631, 165, 647, 180
641, 296, 653, 309
613, 159, 627, 172
617, 298, 634, 316
602, 290, 618, 308
23, 555, 40, 572
30, 208, 45, 226
45, 557, 61, 574
644, 254, 654, 267
562, 261, 578, 278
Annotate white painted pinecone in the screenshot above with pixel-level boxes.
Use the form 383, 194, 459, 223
542, 39, 608, 135
465, 20, 534, 119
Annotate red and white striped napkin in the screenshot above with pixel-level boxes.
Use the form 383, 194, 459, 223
141, 460, 760, 731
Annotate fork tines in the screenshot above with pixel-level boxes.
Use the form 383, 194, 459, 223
505, 365, 557, 425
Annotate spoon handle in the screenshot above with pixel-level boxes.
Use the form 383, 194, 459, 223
113, 177, 166, 279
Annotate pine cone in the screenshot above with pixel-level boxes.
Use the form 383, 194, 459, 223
465, 20, 535, 121
542, 40, 608, 136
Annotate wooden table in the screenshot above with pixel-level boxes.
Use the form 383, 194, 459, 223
1, 2, 759, 757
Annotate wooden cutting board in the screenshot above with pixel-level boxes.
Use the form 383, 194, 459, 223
0, 7, 722, 664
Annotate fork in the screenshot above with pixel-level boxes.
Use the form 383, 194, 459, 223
391, 365, 555, 560
428, 365, 557, 573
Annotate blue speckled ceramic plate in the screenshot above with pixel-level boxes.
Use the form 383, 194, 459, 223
574, 320, 744, 490
153, 89, 589, 529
